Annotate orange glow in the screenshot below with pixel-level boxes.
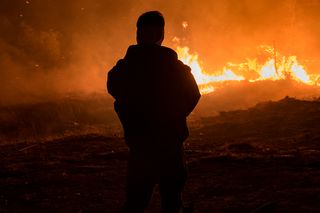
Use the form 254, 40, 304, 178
182, 21, 188, 29
176, 44, 320, 94
176, 46, 244, 94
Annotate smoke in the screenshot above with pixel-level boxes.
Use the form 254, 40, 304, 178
0, 0, 134, 104
1, 0, 320, 106
167, 0, 320, 72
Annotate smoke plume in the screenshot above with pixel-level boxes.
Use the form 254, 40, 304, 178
1, 0, 320, 106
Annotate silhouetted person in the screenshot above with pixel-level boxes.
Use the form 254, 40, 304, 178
107, 11, 200, 213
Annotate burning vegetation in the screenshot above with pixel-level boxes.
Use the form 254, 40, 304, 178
176, 43, 320, 94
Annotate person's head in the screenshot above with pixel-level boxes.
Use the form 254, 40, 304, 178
136, 11, 165, 45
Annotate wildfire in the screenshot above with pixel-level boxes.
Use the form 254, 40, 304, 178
176, 44, 320, 94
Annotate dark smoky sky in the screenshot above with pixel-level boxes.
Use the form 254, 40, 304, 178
1, 0, 320, 104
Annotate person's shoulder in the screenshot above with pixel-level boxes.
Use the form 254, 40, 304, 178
128, 44, 178, 58
127, 45, 139, 52
124, 44, 181, 65
125, 45, 139, 58
158, 46, 178, 59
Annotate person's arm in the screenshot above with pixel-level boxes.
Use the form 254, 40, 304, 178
176, 61, 201, 117
107, 59, 128, 101
185, 67, 201, 116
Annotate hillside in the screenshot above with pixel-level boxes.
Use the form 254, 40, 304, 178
188, 97, 320, 158
1, 96, 320, 212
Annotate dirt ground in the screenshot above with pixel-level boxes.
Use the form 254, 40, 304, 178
1, 97, 320, 212
1, 134, 320, 212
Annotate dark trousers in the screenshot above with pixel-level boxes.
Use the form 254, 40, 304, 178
123, 143, 187, 213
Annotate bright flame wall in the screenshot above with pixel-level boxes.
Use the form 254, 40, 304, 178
176, 44, 320, 94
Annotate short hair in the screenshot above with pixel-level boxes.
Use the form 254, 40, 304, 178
136, 11, 165, 29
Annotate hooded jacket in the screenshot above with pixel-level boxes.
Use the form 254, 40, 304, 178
107, 44, 200, 147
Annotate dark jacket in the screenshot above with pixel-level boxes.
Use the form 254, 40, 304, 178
107, 44, 200, 147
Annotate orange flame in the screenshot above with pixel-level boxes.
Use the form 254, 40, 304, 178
176, 46, 244, 94
176, 44, 320, 94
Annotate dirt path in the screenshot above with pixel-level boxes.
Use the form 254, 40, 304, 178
1, 136, 320, 212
